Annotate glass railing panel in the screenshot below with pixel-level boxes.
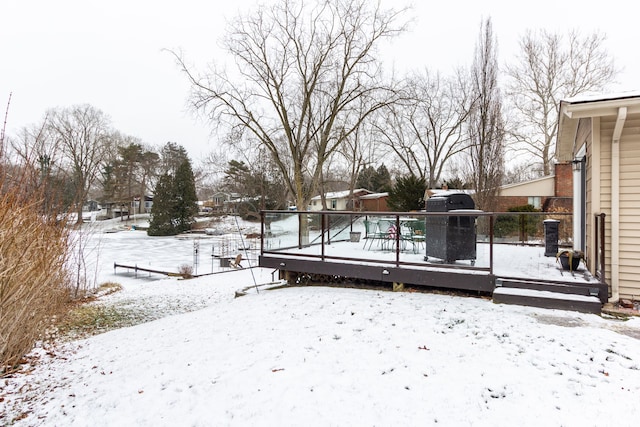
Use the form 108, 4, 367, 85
263, 212, 300, 251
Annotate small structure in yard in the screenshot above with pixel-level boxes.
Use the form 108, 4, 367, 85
359, 192, 389, 212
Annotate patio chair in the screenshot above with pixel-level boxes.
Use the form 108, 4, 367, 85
363, 219, 382, 249
229, 253, 244, 269
407, 220, 426, 253
375, 219, 397, 251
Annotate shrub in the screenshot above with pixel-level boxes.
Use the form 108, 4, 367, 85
0, 180, 71, 374
387, 174, 426, 212
494, 204, 540, 240
178, 264, 193, 278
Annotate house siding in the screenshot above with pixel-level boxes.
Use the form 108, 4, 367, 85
618, 113, 640, 299
591, 113, 640, 300
558, 95, 640, 303
598, 116, 613, 293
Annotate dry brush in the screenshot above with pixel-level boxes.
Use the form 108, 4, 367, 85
0, 174, 72, 374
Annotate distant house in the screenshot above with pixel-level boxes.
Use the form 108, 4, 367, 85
97, 195, 153, 219
556, 90, 640, 303
206, 192, 233, 212
495, 162, 573, 212
309, 189, 372, 211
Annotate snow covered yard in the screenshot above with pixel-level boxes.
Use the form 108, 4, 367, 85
2, 219, 640, 426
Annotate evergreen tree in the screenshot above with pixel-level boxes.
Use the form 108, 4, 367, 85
160, 142, 189, 175
356, 164, 392, 193
373, 164, 392, 192
147, 150, 198, 236
148, 173, 177, 236
173, 159, 198, 232
387, 174, 426, 212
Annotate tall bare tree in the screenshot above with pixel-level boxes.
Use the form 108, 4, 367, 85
48, 104, 111, 224
466, 18, 505, 211
9, 117, 59, 186
504, 29, 617, 175
376, 69, 472, 188
338, 120, 369, 209
171, 0, 408, 219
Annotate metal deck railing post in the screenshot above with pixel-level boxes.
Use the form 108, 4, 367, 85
489, 214, 494, 275
395, 215, 401, 266
260, 211, 265, 255
321, 212, 326, 260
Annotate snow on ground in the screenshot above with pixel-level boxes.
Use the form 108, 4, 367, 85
2, 216, 640, 426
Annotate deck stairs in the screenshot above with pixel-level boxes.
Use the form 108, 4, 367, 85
493, 277, 603, 314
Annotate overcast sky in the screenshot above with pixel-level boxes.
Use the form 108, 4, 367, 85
2, 0, 638, 163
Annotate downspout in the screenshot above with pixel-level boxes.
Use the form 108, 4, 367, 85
609, 107, 626, 303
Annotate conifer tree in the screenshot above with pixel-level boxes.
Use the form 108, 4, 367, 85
173, 159, 198, 233
147, 149, 198, 236
147, 173, 176, 236
387, 174, 426, 212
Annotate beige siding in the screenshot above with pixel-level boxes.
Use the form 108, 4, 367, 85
499, 176, 554, 197
585, 128, 593, 276
559, 96, 640, 302
599, 117, 613, 289
618, 114, 640, 298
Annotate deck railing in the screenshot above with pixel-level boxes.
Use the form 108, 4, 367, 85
594, 213, 606, 282
259, 210, 576, 276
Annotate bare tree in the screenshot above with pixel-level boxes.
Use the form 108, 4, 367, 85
466, 18, 505, 211
504, 29, 618, 175
1, 92, 11, 163
170, 0, 408, 219
7, 117, 74, 215
48, 104, 112, 224
9, 117, 59, 184
338, 121, 369, 209
376, 69, 472, 188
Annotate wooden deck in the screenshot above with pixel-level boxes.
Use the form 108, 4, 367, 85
257, 210, 609, 313
259, 253, 606, 313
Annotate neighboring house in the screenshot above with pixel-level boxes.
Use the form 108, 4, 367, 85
143, 195, 153, 213
309, 189, 372, 211
556, 91, 640, 302
207, 192, 232, 212
360, 192, 389, 212
98, 195, 153, 219
495, 162, 573, 212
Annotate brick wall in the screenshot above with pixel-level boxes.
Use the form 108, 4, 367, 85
554, 162, 573, 197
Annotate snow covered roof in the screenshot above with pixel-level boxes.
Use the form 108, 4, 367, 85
359, 192, 388, 200
563, 90, 640, 104
310, 189, 372, 201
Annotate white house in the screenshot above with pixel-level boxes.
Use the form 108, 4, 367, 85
309, 189, 372, 211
